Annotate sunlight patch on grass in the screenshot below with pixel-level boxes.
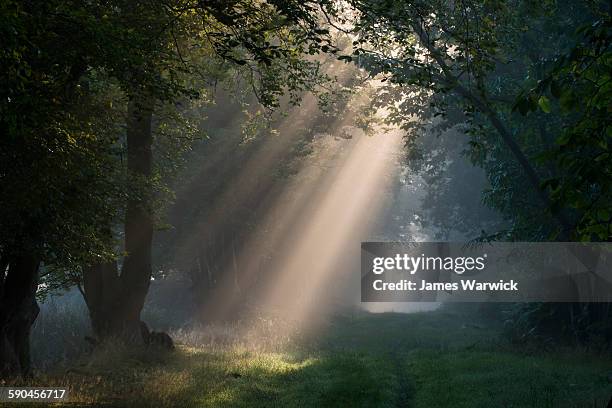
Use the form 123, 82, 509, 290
14, 310, 612, 407
20, 344, 396, 407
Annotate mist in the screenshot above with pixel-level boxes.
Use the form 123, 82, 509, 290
4, 2, 610, 405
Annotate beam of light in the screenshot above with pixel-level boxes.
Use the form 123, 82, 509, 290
169, 94, 320, 264
197, 106, 363, 321
168, 62, 369, 322
165, 56, 437, 338
245, 120, 405, 335
166, 60, 358, 277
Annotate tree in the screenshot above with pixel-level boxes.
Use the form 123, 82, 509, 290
1, 0, 336, 373
332, 0, 610, 240
0, 1, 126, 375
514, 10, 612, 241
78, 0, 336, 341
336, 0, 611, 344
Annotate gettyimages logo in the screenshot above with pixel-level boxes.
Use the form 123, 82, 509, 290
371, 253, 487, 275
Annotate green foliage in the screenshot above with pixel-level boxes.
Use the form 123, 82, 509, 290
324, 0, 612, 348
1, 44, 125, 266
503, 302, 612, 349
515, 14, 612, 241
334, 0, 609, 241
0, 0, 338, 297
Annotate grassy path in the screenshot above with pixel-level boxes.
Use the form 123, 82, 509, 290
17, 309, 612, 407
390, 340, 412, 408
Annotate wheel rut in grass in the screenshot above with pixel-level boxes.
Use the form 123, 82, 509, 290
390, 340, 412, 408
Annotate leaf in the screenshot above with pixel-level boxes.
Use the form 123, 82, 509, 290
513, 97, 530, 115
538, 95, 551, 113
559, 90, 575, 111
597, 209, 610, 221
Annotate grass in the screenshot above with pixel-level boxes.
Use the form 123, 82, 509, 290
13, 308, 612, 407
406, 350, 610, 408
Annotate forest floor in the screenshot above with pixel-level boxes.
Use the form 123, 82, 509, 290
13, 308, 612, 407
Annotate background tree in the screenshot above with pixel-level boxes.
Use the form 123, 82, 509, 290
336, 0, 612, 343
339, 0, 608, 239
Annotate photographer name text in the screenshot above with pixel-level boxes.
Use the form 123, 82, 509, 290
372, 279, 518, 292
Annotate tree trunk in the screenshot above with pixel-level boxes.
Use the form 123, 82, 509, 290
120, 95, 154, 337
0, 255, 40, 378
82, 261, 129, 339
453, 84, 573, 233
83, 94, 154, 343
